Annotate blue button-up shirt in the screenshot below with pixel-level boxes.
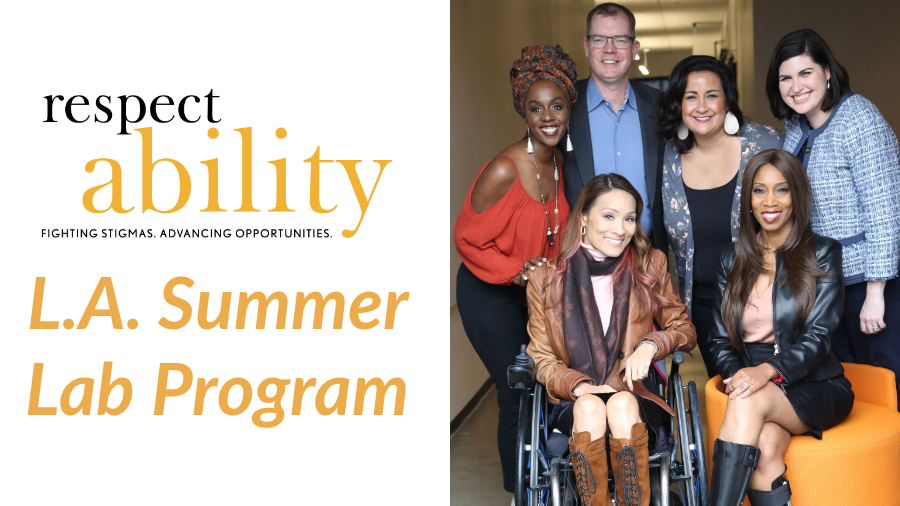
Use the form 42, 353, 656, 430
587, 80, 650, 232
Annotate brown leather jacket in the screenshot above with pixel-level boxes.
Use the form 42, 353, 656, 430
525, 249, 695, 414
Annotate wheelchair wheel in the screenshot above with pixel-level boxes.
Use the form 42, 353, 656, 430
688, 381, 708, 506
529, 384, 547, 506
669, 491, 684, 506
672, 374, 696, 506
515, 390, 532, 506
562, 468, 577, 506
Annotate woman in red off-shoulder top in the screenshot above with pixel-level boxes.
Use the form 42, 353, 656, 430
453, 45, 576, 495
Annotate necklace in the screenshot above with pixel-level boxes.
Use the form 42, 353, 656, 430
530, 150, 560, 246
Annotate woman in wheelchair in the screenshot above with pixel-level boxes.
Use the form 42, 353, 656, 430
525, 173, 696, 506
707, 150, 853, 506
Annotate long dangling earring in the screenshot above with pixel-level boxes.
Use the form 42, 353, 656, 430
566, 126, 574, 152
827, 80, 831, 89
526, 126, 534, 154
677, 122, 689, 140
724, 111, 740, 135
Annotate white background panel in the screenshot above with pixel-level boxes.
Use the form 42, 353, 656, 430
0, 1, 449, 503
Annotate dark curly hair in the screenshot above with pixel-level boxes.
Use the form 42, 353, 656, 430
765, 29, 851, 121
658, 55, 744, 154
509, 45, 578, 118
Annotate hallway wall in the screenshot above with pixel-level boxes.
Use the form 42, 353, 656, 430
722, 0, 755, 118
628, 49, 694, 80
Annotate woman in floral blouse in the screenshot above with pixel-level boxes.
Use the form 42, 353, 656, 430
658, 56, 784, 377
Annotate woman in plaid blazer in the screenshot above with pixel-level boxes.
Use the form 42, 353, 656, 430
766, 29, 900, 407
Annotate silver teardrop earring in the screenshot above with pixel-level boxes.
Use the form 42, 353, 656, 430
526, 126, 534, 154
677, 122, 689, 140
566, 126, 574, 152
581, 225, 586, 236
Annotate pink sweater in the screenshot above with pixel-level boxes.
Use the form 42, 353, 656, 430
582, 242, 615, 335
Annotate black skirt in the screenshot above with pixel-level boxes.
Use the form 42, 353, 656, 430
549, 392, 670, 454
745, 342, 854, 439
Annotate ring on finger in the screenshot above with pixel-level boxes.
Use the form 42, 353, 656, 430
742, 382, 748, 390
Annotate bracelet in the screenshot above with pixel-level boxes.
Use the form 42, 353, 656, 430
636, 339, 659, 358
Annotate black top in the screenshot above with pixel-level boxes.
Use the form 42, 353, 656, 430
683, 171, 739, 304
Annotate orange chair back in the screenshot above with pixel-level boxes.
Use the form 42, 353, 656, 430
841, 362, 897, 409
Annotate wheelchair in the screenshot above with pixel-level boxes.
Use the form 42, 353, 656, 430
508, 345, 708, 506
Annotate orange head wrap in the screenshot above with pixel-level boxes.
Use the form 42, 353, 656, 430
509, 45, 578, 118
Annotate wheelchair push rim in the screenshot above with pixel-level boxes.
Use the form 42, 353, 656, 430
688, 381, 708, 506
516, 385, 553, 506
516, 389, 532, 506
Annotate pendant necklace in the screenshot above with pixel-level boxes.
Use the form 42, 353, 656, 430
530, 150, 560, 246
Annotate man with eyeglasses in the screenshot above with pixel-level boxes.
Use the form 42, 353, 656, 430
563, 2, 668, 255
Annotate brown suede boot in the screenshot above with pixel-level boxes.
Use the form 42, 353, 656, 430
609, 423, 651, 506
568, 431, 611, 506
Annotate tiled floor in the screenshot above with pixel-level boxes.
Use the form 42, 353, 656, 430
450, 353, 711, 506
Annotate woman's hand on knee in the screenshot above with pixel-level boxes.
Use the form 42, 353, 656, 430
724, 364, 778, 399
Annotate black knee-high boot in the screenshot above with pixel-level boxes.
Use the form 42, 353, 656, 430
708, 439, 761, 506
747, 466, 792, 506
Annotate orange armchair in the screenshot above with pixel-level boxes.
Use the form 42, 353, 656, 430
704, 363, 900, 506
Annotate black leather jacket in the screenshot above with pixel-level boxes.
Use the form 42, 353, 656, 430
710, 234, 845, 385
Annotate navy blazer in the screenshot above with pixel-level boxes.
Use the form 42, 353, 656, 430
562, 78, 668, 253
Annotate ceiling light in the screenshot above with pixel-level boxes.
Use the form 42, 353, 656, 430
638, 49, 649, 75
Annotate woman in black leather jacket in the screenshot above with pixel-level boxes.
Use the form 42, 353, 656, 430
706, 150, 854, 506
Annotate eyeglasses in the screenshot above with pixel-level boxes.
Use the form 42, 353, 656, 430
587, 34, 634, 49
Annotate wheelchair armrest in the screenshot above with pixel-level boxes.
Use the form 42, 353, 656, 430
669, 351, 685, 377
508, 344, 535, 390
